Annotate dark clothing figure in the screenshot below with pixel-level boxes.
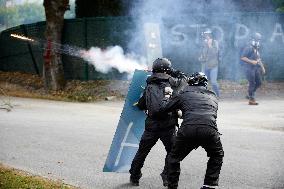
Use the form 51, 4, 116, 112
240, 31, 265, 106
241, 46, 263, 102
158, 85, 224, 189
129, 72, 179, 185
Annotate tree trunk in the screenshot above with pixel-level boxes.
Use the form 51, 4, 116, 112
43, 0, 69, 91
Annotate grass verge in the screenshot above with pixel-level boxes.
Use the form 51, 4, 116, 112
0, 163, 78, 189
0, 71, 129, 102
0, 71, 283, 102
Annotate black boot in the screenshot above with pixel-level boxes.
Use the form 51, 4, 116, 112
130, 177, 139, 186
160, 173, 169, 187
129, 173, 142, 186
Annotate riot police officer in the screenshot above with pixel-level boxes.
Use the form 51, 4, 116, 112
129, 58, 187, 187
157, 72, 224, 189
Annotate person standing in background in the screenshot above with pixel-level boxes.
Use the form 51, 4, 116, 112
240, 32, 265, 105
198, 28, 221, 97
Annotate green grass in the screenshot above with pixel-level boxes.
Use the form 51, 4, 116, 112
239, 79, 248, 85
0, 164, 77, 189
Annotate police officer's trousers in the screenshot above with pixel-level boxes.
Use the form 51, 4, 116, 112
167, 125, 224, 188
129, 128, 175, 181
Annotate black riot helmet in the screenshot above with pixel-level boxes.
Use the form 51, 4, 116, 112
152, 58, 172, 73
187, 72, 208, 87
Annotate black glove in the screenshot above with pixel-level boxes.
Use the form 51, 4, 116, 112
169, 68, 188, 79
187, 76, 196, 85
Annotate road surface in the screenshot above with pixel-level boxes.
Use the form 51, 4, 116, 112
0, 97, 284, 189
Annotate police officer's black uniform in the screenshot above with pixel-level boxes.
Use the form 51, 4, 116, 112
129, 58, 186, 187
158, 73, 224, 189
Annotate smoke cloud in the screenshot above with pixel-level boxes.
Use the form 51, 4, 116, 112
79, 45, 147, 75
127, 0, 284, 81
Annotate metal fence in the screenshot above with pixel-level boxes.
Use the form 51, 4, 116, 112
0, 13, 283, 81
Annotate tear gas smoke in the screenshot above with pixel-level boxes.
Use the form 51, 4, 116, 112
79, 46, 147, 75
128, 0, 284, 81
10, 34, 148, 77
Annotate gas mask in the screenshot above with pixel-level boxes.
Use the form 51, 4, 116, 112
251, 39, 260, 49
251, 32, 262, 49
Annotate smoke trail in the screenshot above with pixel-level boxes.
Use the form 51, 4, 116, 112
10, 34, 148, 76
79, 45, 148, 75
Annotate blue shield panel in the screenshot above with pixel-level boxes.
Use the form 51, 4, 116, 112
103, 70, 150, 172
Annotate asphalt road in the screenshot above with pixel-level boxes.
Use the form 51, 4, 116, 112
0, 97, 284, 189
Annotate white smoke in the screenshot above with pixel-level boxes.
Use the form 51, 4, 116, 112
79, 45, 148, 75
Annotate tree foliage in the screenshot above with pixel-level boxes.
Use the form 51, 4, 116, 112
75, 0, 131, 18
272, 0, 284, 12
74, 0, 284, 18
0, 2, 45, 31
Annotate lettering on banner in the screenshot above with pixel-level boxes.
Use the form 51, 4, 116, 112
211, 25, 225, 42
168, 23, 284, 46
189, 24, 207, 44
270, 23, 284, 43
234, 23, 250, 47
171, 24, 187, 45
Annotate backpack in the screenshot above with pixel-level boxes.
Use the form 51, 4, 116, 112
145, 81, 170, 118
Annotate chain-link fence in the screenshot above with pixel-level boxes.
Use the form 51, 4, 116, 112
0, 13, 283, 81
0, 17, 135, 80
